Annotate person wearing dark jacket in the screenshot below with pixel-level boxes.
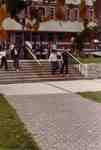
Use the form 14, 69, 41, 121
10, 44, 20, 72
0, 49, 8, 70
60, 49, 68, 74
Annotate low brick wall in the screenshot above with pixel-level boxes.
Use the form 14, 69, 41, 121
84, 64, 101, 79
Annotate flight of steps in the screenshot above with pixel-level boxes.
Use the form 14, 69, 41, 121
0, 60, 83, 84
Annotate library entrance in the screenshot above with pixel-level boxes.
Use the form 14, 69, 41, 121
7, 31, 74, 59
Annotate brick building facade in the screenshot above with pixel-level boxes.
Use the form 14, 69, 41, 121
25, 0, 95, 22
2, 0, 96, 53
94, 0, 101, 26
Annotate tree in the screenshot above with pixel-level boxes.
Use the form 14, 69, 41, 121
6, 0, 27, 17
56, 0, 65, 20
73, 19, 92, 56
0, 3, 8, 40
79, 0, 86, 19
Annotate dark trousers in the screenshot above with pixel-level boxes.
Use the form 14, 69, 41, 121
51, 61, 58, 75
60, 62, 68, 74
0, 56, 8, 70
13, 57, 19, 69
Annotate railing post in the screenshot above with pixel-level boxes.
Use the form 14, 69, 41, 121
79, 64, 81, 73
84, 64, 88, 78
79, 64, 88, 78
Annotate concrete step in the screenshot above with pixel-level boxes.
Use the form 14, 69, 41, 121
0, 70, 82, 75
0, 71, 83, 78
0, 59, 83, 84
0, 76, 83, 84
0, 66, 80, 72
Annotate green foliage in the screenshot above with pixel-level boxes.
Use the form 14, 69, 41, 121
6, 0, 26, 17
93, 0, 96, 11
0, 95, 40, 150
79, 91, 101, 103
78, 57, 101, 64
73, 19, 94, 55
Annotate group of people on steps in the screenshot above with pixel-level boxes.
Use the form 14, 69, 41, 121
0, 43, 20, 72
49, 48, 69, 75
0, 41, 69, 75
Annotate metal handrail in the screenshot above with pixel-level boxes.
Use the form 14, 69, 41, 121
67, 51, 82, 65
26, 47, 41, 66
67, 51, 88, 77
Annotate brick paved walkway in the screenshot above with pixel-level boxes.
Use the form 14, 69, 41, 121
6, 93, 101, 150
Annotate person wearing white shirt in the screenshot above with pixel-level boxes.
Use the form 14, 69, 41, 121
49, 50, 58, 75
10, 43, 20, 72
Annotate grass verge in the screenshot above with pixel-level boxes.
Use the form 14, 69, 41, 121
78, 91, 101, 103
78, 57, 101, 64
0, 94, 40, 150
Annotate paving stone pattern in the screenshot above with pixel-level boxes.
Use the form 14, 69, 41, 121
6, 93, 101, 150
85, 64, 101, 79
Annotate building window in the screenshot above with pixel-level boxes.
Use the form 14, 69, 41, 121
66, 8, 71, 21
38, 7, 46, 17
15, 32, 23, 46
24, 32, 32, 41
73, 8, 79, 21
66, 8, 78, 21
88, 8, 94, 21
47, 7, 55, 19
70, 9, 74, 21
43, 0, 56, 3
40, 33, 48, 41
48, 33, 53, 41
69, 8, 79, 22
32, 33, 40, 43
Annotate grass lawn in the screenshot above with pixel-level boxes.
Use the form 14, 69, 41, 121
78, 91, 101, 103
0, 94, 40, 150
78, 57, 101, 64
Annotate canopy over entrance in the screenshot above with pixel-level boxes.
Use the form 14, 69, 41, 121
39, 20, 84, 32
2, 17, 23, 30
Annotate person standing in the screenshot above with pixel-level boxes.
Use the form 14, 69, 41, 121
57, 51, 63, 72
60, 49, 69, 74
49, 49, 58, 75
10, 43, 20, 72
35, 44, 41, 59
0, 49, 8, 70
